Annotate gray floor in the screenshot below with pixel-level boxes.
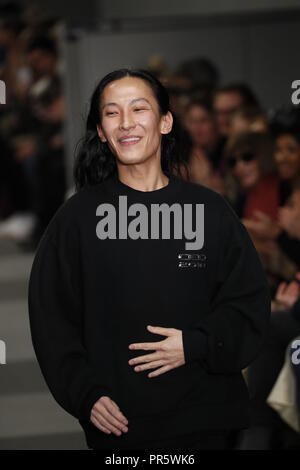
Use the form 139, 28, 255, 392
0, 240, 88, 449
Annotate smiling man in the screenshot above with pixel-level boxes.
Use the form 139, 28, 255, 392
28, 69, 271, 451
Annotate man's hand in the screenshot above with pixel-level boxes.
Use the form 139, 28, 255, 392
90, 396, 128, 436
128, 325, 185, 378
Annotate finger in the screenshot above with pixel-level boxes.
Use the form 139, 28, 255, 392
92, 409, 126, 435
129, 341, 165, 351
286, 282, 300, 294
129, 352, 160, 366
147, 325, 174, 336
133, 360, 166, 372
148, 364, 172, 378
276, 282, 287, 297
97, 406, 128, 432
90, 414, 111, 434
104, 399, 128, 425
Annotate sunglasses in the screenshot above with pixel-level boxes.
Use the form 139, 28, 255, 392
228, 152, 256, 168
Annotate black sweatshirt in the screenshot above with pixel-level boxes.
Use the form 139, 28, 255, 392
28, 173, 271, 449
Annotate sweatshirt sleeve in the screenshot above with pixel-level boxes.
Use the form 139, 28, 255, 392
182, 196, 271, 374
28, 219, 112, 422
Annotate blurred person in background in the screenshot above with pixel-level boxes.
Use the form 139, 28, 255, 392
25, 34, 60, 90
181, 97, 226, 195
177, 57, 220, 103
224, 132, 278, 222
236, 112, 300, 449
230, 106, 269, 136
238, 272, 300, 449
25, 72, 67, 246
213, 83, 260, 140
241, 109, 300, 287
0, 28, 67, 248
165, 57, 220, 123
0, 2, 28, 103
184, 98, 224, 172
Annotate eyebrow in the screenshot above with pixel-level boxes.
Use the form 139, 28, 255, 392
102, 98, 151, 110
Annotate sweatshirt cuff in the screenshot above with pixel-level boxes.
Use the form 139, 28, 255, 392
182, 328, 208, 364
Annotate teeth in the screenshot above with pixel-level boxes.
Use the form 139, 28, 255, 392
120, 137, 141, 142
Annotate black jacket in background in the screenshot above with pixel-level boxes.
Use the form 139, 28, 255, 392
28, 173, 271, 449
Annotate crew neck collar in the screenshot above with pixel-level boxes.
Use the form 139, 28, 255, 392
110, 172, 179, 199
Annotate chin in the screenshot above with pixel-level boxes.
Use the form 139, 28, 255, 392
117, 154, 147, 165
278, 169, 292, 179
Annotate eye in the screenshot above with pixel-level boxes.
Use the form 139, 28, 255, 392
106, 111, 118, 116
134, 107, 146, 112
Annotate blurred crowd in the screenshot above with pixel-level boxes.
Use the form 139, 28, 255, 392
149, 55, 300, 449
1, 1, 300, 451
0, 2, 66, 246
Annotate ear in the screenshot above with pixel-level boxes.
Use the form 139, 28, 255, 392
96, 124, 107, 143
160, 111, 173, 135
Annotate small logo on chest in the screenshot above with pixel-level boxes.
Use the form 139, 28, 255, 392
177, 253, 207, 268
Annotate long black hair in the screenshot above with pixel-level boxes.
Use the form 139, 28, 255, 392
73, 68, 190, 191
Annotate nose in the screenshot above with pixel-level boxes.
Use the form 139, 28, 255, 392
119, 110, 135, 131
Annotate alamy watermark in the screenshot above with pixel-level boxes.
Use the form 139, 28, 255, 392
96, 197, 205, 250
291, 339, 300, 366
291, 80, 300, 105
0, 340, 6, 365
0, 79, 5, 104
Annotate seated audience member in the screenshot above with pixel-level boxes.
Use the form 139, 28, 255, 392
238, 273, 300, 449
224, 131, 278, 221
241, 110, 300, 280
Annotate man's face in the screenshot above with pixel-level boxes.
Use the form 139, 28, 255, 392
213, 91, 244, 137
97, 76, 173, 167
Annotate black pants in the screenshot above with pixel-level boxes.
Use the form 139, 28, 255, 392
91, 429, 241, 450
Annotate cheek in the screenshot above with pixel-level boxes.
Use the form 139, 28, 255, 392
139, 115, 158, 132
251, 162, 260, 174
102, 122, 118, 143
291, 154, 300, 168
282, 155, 299, 169
203, 123, 214, 136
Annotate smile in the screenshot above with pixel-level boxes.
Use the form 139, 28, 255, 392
119, 136, 142, 146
